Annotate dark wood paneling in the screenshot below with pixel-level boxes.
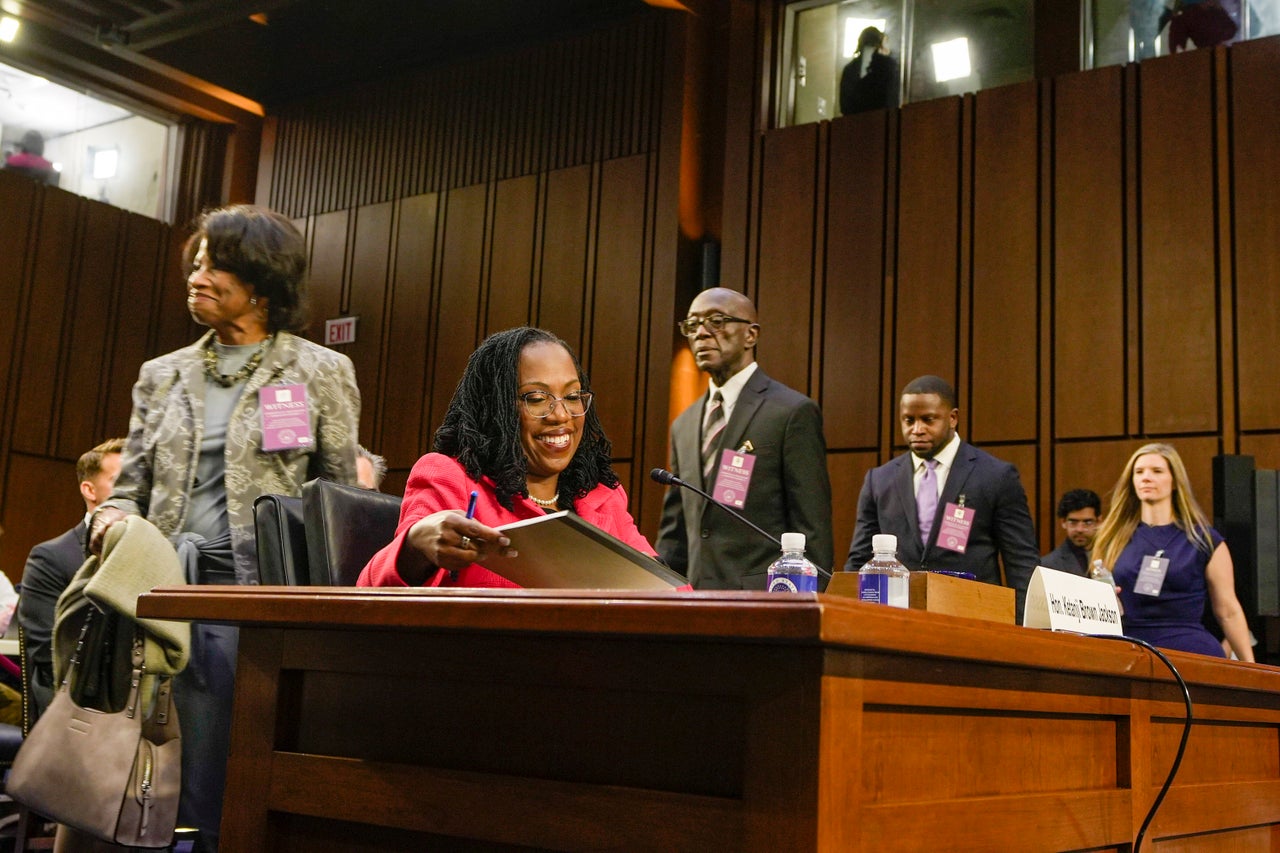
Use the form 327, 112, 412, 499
823, 113, 887, 451
894, 97, 962, 392
1053, 66, 1127, 439
348, 202, 394, 443
1230, 37, 1280, 432
1238, 435, 1280, 474
487, 176, 539, 335
589, 155, 649, 460
12, 190, 79, 454
992, 443, 1040, 552
266, 13, 663, 220
152, 230, 201, 361
538, 165, 591, 351
429, 184, 488, 436
970, 82, 1038, 444
307, 211, 350, 330
0, 454, 83, 584
1053, 435, 1220, 520
58, 202, 125, 460
382, 193, 439, 464
0, 172, 37, 511
107, 215, 167, 437
756, 124, 818, 396
1138, 50, 1218, 435
828, 451, 880, 571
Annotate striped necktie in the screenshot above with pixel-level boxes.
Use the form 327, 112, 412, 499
701, 391, 725, 483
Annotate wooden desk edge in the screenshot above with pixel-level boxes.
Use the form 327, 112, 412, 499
136, 586, 1280, 693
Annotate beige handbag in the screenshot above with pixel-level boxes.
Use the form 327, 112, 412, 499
7, 613, 181, 848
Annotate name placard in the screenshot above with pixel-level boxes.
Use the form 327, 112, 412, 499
1022, 566, 1123, 635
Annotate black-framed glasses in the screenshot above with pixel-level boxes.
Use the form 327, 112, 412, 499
678, 313, 754, 337
519, 390, 593, 419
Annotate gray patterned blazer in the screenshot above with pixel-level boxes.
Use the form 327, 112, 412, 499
104, 330, 361, 584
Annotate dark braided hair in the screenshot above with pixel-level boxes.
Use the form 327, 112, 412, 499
433, 327, 619, 511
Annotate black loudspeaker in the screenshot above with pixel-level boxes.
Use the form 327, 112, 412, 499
1254, 470, 1280, 618
1213, 455, 1279, 618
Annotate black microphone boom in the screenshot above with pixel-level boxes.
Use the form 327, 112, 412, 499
649, 468, 832, 579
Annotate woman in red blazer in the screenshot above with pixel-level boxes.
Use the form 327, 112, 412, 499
358, 327, 655, 588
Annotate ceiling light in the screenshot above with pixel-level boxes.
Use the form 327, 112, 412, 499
0, 16, 20, 43
931, 37, 971, 83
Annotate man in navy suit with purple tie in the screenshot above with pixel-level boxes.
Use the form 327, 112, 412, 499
843, 376, 1039, 618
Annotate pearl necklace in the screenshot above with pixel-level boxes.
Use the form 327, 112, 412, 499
530, 493, 559, 509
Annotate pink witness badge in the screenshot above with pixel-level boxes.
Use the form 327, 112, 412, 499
260, 384, 314, 452
714, 450, 756, 508
935, 502, 975, 553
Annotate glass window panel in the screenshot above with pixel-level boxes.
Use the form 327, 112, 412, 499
906, 0, 1034, 103
780, 0, 905, 127
1090, 0, 1275, 69
0, 60, 173, 220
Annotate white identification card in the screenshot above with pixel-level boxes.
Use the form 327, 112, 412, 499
1135, 554, 1169, 597
1022, 566, 1123, 635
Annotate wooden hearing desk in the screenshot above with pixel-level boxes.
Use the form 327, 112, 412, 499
136, 587, 1280, 851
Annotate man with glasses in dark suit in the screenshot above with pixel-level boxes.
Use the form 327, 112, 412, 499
656, 287, 833, 588
1040, 488, 1102, 577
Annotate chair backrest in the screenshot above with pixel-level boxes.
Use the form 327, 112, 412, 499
253, 494, 309, 585
302, 479, 402, 586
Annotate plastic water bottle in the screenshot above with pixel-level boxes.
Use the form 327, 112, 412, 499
858, 533, 910, 608
767, 532, 819, 593
1089, 559, 1115, 586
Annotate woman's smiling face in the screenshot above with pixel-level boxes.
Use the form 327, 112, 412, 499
517, 341, 584, 487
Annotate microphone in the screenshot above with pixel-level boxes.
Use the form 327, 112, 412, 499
650, 468, 832, 579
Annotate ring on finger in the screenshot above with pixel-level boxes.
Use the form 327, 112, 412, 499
459, 535, 474, 550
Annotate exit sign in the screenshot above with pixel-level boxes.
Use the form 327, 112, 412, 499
325, 316, 357, 346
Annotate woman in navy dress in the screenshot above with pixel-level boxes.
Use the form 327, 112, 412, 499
1091, 442, 1253, 660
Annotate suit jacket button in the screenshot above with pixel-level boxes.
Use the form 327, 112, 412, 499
700, 529, 711, 539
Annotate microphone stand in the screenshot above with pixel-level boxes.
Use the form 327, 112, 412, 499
650, 468, 832, 579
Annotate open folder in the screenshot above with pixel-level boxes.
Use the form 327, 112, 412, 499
494, 511, 686, 590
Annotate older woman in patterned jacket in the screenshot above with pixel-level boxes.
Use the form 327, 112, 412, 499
89, 204, 360, 852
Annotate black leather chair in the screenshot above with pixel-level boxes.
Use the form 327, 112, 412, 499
253, 494, 310, 585
302, 480, 402, 586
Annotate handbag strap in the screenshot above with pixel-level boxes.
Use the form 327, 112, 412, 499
59, 605, 97, 688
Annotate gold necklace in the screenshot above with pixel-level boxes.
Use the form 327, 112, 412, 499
530, 493, 559, 509
204, 335, 272, 388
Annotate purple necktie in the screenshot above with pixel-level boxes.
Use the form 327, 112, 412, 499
917, 459, 939, 544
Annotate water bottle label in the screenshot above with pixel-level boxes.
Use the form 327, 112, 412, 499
859, 573, 909, 607
859, 573, 890, 604
768, 571, 818, 593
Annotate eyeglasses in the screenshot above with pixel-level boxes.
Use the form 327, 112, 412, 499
1063, 518, 1098, 529
519, 390, 593, 419
678, 313, 754, 337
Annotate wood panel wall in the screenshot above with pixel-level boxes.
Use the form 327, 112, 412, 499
735, 35, 1280, 559
256, 11, 681, 529
4, 8, 1279, 594
0, 9, 683, 583
0, 171, 194, 580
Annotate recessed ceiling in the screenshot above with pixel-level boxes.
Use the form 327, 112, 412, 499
1, 0, 648, 116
